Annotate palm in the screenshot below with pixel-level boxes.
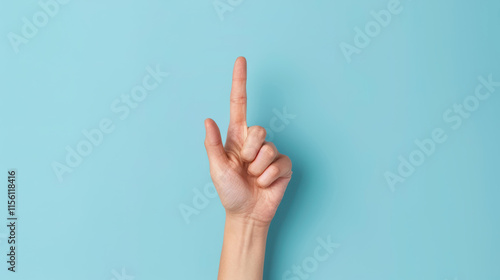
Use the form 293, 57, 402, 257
204, 57, 292, 224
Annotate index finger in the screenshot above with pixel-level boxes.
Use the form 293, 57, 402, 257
229, 57, 247, 127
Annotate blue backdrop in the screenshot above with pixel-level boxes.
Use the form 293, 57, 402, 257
1, 0, 499, 279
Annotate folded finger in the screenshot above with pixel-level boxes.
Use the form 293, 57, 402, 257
241, 126, 267, 162
257, 155, 292, 188
248, 142, 278, 176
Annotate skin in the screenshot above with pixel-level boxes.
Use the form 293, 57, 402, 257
204, 57, 293, 280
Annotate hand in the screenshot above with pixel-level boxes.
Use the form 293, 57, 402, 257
204, 57, 292, 226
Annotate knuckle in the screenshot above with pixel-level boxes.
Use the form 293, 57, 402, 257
283, 155, 292, 166
262, 144, 277, 158
257, 176, 269, 188
268, 165, 280, 177
253, 126, 266, 138
241, 149, 252, 161
204, 140, 209, 148
230, 96, 247, 104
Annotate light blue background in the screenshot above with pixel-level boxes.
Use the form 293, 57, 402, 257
1, 0, 499, 279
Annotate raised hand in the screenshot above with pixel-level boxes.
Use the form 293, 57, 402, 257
204, 57, 292, 226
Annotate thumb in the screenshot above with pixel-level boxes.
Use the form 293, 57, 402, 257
204, 118, 227, 167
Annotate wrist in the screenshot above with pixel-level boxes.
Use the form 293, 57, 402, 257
225, 212, 271, 231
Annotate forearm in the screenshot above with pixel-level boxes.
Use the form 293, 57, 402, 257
218, 214, 269, 280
